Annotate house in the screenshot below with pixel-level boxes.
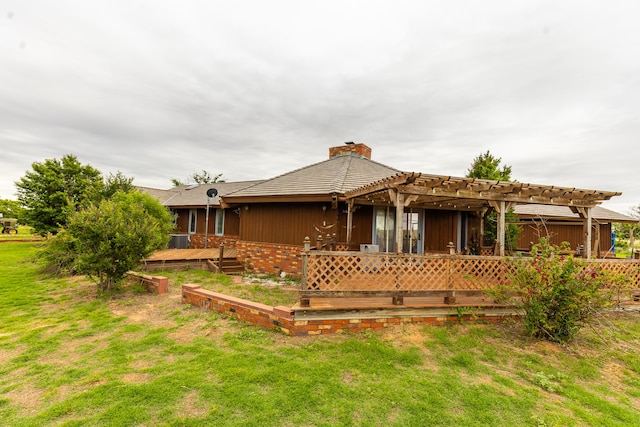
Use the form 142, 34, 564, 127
146, 143, 637, 276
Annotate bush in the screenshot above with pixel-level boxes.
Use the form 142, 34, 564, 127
36, 230, 79, 276
68, 191, 173, 292
491, 238, 629, 343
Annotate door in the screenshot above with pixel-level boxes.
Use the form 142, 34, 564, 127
402, 208, 424, 254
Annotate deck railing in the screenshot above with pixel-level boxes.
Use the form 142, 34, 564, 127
300, 250, 640, 307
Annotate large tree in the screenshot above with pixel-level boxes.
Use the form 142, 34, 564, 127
613, 205, 640, 256
170, 170, 225, 187
15, 155, 103, 236
467, 150, 513, 181
0, 199, 24, 221
466, 151, 520, 250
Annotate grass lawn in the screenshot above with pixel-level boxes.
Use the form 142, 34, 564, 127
1, 242, 640, 426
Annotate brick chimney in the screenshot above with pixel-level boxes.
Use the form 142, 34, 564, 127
329, 142, 372, 160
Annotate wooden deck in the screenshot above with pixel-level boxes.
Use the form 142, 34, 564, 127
145, 247, 237, 262
142, 248, 239, 272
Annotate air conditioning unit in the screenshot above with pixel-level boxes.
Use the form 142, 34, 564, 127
169, 234, 190, 249
360, 244, 379, 253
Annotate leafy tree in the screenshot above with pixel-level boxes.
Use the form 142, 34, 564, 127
613, 205, 640, 256
65, 191, 174, 291
171, 170, 225, 187
467, 150, 512, 181
0, 199, 24, 221
466, 151, 520, 250
98, 171, 135, 200
15, 155, 103, 236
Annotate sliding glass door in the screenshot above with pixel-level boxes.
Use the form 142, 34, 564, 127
373, 207, 424, 253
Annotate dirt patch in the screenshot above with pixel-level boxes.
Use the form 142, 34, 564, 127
176, 390, 209, 418
121, 372, 152, 384
4, 383, 45, 415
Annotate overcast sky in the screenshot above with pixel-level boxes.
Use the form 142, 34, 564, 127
1, 1, 639, 214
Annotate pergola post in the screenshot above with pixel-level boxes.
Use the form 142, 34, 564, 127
394, 191, 405, 253
497, 200, 506, 257
584, 207, 592, 258
346, 200, 354, 250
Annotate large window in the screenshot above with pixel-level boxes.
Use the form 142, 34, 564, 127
215, 208, 224, 236
188, 209, 197, 234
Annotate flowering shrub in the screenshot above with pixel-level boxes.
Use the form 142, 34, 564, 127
491, 238, 629, 343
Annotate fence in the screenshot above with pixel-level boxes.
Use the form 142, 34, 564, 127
300, 251, 640, 307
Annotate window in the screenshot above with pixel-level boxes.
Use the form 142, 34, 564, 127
215, 208, 224, 236
188, 209, 197, 234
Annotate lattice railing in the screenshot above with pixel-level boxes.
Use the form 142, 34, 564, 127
304, 252, 510, 292
303, 251, 640, 293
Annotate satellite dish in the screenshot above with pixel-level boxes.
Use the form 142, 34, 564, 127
206, 188, 218, 198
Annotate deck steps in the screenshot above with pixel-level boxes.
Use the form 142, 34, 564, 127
207, 259, 245, 275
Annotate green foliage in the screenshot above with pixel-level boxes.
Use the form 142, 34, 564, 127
171, 169, 225, 186
483, 210, 522, 250
466, 151, 520, 249
66, 191, 174, 291
15, 155, 103, 236
491, 238, 629, 342
466, 150, 512, 181
36, 230, 79, 276
0, 199, 24, 221
97, 171, 135, 201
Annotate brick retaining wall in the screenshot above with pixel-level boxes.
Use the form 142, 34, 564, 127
127, 272, 169, 294
181, 284, 517, 336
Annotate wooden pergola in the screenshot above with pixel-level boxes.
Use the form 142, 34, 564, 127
344, 172, 621, 257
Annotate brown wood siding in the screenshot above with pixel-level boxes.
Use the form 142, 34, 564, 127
516, 221, 613, 253
350, 205, 374, 248
424, 210, 458, 252
224, 208, 240, 235
239, 202, 374, 247
174, 209, 190, 233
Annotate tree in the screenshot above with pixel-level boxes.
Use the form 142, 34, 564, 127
171, 170, 225, 187
15, 155, 103, 236
467, 150, 512, 181
613, 205, 640, 256
466, 151, 520, 250
0, 199, 24, 221
65, 191, 174, 291
98, 171, 135, 201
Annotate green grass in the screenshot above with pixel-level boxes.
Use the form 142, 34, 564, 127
1, 242, 639, 426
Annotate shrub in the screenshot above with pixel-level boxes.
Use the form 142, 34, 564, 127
491, 238, 629, 343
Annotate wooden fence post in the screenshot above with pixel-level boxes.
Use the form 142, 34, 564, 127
445, 243, 456, 304
300, 237, 311, 307
218, 243, 224, 273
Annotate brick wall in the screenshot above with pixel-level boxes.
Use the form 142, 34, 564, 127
126, 272, 169, 294
189, 234, 239, 249
182, 284, 518, 336
236, 241, 304, 277
182, 284, 296, 334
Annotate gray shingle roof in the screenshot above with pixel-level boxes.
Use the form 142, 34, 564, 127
514, 204, 638, 223
139, 181, 263, 207
223, 155, 400, 199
